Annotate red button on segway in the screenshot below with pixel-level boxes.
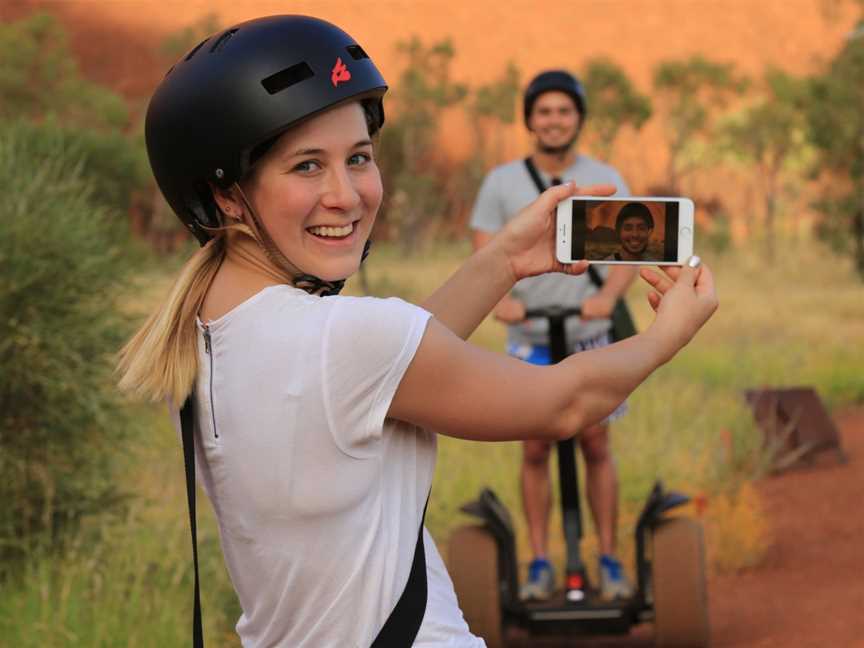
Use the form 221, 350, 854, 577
567, 573, 583, 589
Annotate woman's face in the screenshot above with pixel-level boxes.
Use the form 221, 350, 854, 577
243, 102, 382, 281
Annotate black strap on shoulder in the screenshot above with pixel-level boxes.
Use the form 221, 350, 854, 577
586, 265, 605, 290
524, 157, 604, 291
180, 395, 204, 648
180, 394, 428, 648
371, 498, 429, 647
523, 157, 547, 195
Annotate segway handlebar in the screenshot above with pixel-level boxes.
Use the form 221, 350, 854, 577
523, 306, 582, 320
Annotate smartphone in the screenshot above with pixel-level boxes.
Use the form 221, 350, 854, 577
556, 197, 695, 265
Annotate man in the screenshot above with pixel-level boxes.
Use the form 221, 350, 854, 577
607, 202, 655, 261
470, 70, 636, 601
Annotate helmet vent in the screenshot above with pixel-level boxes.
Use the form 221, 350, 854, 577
346, 45, 369, 61
184, 38, 209, 61
261, 62, 315, 95
210, 28, 238, 53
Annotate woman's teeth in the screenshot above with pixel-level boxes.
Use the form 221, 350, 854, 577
308, 223, 354, 238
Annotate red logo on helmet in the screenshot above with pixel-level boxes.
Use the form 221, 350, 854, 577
331, 57, 351, 87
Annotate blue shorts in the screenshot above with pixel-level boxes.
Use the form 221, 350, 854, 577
507, 331, 628, 423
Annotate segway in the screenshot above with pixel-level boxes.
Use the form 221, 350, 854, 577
448, 306, 710, 647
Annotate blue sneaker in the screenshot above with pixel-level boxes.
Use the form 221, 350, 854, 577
599, 554, 632, 600
520, 557, 555, 601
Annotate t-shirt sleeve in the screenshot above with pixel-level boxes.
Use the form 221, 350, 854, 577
321, 296, 431, 457
469, 170, 505, 234
611, 170, 630, 197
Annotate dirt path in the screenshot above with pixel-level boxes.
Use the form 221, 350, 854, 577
706, 408, 864, 648
511, 408, 864, 647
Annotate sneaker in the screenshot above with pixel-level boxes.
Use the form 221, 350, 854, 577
520, 557, 555, 601
599, 554, 633, 600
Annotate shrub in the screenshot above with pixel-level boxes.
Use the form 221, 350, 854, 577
0, 120, 137, 568
0, 119, 149, 215
0, 13, 128, 130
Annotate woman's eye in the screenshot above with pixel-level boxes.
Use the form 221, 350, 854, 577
348, 152, 372, 166
293, 160, 321, 173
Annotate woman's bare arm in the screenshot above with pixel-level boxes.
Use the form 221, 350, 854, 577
391, 260, 717, 442
420, 182, 612, 339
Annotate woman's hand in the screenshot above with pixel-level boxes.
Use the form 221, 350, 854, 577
641, 257, 718, 361
492, 182, 618, 282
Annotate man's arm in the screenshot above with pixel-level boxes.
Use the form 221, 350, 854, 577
580, 265, 638, 320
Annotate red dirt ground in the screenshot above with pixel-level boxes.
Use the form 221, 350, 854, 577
513, 408, 864, 648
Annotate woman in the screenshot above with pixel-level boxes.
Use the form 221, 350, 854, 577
118, 15, 717, 648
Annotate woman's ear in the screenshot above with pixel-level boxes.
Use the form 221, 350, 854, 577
208, 182, 243, 221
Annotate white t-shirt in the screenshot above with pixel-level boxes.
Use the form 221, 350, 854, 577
170, 285, 485, 648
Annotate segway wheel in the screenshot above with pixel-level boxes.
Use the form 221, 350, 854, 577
651, 517, 710, 648
448, 525, 503, 648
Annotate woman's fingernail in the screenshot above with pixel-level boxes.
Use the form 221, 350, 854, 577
687, 255, 702, 268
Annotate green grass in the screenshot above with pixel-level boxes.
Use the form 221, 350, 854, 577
3, 236, 860, 643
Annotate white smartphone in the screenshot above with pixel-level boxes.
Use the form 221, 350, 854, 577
556, 196, 695, 265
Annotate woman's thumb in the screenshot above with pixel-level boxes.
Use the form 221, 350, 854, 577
678, 255, 702, 287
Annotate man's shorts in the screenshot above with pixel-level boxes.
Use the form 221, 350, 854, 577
507, 330, 628, 424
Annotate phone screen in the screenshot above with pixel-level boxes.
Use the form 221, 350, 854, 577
569, 199, 680, 262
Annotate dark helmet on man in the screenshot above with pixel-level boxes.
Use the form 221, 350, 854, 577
615, 202, 655, 231
523, 69, 587, 126
145, 15, 388, 245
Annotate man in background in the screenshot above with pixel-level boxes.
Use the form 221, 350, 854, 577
469, 70, 636, 601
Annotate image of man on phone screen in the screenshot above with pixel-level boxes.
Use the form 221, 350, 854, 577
470, 70, 637, 601
606, 202, 656, 261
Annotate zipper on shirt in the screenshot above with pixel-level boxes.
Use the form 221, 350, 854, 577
203, 324, 219, 439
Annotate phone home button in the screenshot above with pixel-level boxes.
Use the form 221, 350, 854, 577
680, 226, 692, 238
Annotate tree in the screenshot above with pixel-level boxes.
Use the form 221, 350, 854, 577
444, 62, 522, 236
159, 12, 221, 61
469, 62, 521, 162
379, 37, 468, 253
581, 57, 652, 161
653, 56, 748, 192
0, 123, 136, 564
0, 13, 128, 130
716, 69, 812, 258
806, 16, 864, 278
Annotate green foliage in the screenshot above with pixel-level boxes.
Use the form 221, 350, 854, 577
471, 62, 521, 125
0, 120, 137, 566
806, 19, 864, 278
653, 55, 749, 190
581, 57, 652, 160
0, 407, 240, 647
380, 37, 469, 251
715, 69, 813, 257
159, 12, 221, 61
0, 13, 128, 130
2, 119, 149, 214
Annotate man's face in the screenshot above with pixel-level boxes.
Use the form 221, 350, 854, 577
618, 216, 652, 259
527, 90, 581, 154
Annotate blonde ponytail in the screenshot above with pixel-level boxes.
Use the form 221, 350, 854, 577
117, 236, 226, 405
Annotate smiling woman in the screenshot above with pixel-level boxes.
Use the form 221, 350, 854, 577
116, 14, 717, 648
207, 105, 382, 288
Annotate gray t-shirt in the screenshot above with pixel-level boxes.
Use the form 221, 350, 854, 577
470, 155, 630, 346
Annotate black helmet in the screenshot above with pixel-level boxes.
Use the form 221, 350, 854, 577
145, 15, 388, 245
615, 202, 654, 230
523, 70, 587, 126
